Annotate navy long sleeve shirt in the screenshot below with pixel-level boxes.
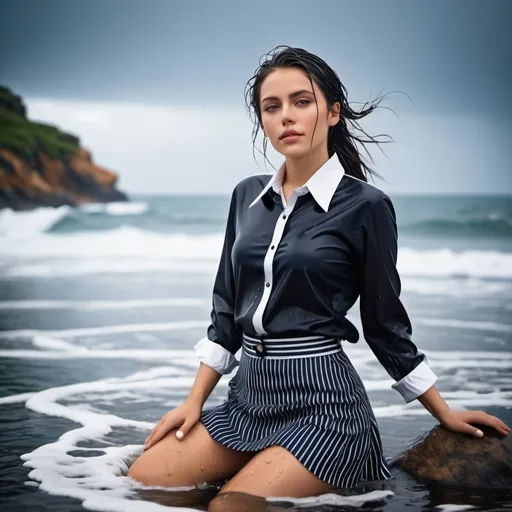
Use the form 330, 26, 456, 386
194, 154, 437, 402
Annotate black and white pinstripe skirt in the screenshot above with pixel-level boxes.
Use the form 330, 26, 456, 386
200, 333, 392, 489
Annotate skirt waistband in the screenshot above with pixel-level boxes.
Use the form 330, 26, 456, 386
242, 333, 342, 359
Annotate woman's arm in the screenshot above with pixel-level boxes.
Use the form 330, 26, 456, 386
144, 362, 222, 449
359, 196, 510, 437
194, 186, 243, 375
359, 196, 437, 402
144, 188, 242, 449
417, 385, 510, 437
186, 362, 223, 408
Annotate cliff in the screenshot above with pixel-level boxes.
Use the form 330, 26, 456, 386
0, 86, 128, 210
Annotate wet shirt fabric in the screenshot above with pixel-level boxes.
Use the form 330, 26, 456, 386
195, 153, 437, 403
194, 153, 437, 489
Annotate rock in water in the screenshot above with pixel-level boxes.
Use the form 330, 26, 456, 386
390, 424, 512, 489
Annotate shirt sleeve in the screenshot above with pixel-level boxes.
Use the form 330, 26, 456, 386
358, 196, 437, 403
193, 187, 243, 375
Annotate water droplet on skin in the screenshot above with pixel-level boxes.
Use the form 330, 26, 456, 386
249, 470, 254, 475
281, 454, 285, 460
268, 479, 272, 484
200, 465, 204, 472
264, 459, 271, 464
273, 450, 279, 455
176, 448, 181, 453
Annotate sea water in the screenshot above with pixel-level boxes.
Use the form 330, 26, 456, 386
0, 194, 511, 511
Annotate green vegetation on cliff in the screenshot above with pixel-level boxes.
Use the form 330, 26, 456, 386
0, 86, 79, 161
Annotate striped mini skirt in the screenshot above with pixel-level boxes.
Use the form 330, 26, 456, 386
200, 333, 392, 489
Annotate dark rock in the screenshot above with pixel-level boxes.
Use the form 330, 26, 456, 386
390, 424, 512, 489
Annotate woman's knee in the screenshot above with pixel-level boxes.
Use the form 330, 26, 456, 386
127, 422, 254, 488
126, 456, 151, 485
127, 426, 189, 486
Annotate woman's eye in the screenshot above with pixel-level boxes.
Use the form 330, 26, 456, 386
264, 100, 309, 112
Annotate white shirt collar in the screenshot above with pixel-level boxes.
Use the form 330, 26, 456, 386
248, 153, 345, 212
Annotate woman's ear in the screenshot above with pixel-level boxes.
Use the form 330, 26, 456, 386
329, 102, 341, 127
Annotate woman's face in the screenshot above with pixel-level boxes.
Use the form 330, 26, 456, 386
259, 67, 339, 158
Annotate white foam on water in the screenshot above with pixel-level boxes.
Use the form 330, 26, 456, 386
32, 335, 84, 351
0, 298, 209, 311
2, 259, 218, 278
103, 202, 150, 216
1, 339, 509, 411
1, 222, 512, 279
435, 505, 476, 511
415, 317, 512, 333
14, 359, 395, 512
0, 392, 35, 404
267, 489, 394, 507
402, 277, 512, 298
0, 206, 71, 238
82, 497, 194, 512
0, 227, 222, 259
15, 365, 232, 512
0, 349, 202, 363
2, 331, 508, 510
1, 320, 207, 339
399, 247, 512, 279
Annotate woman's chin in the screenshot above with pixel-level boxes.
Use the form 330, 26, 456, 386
278, 144, 310, 158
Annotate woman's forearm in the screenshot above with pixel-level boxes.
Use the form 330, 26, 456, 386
417, 385, 451, 421
186, 362, 223, 408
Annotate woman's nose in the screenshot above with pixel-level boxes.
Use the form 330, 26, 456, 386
280, 105, 295, 124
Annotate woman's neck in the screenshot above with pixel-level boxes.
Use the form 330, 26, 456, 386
282, 147, 330, 188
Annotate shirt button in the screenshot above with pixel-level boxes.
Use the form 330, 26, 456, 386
265, 282, 270, 287
271, 245, 275, 250
256, 344, 264, 353
282, 214, 287, 220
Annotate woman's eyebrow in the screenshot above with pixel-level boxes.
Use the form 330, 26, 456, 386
261, 89, 314, 103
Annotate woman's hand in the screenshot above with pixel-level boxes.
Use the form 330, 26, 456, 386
143, 399, 202, 450
439, 409, 511, 438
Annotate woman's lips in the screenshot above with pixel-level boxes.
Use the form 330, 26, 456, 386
281, 134, 303, 143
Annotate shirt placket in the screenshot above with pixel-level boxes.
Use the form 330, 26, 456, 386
251, 190, 301, 337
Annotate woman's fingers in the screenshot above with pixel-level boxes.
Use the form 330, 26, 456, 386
477, 413, 510, 436
454, 411, 511, 437
455, 419, 484, 438
176, 413, 199, 440
144, 418, 164, 447
144, 413, 181, 450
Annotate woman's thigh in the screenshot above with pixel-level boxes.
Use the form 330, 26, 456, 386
212, 444, 337, 500
127, 421, 255, 488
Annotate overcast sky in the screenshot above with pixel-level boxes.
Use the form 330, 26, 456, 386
1, 0, 511, 195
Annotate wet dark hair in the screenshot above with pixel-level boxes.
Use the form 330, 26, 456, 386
245, 45, 398, 182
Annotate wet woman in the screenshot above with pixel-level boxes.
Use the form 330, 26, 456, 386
128, 46, 510, 507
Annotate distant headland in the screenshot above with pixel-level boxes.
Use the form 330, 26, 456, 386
0, 86, 128, 210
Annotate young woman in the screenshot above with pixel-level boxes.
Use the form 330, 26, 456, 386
128, 46, 509, 502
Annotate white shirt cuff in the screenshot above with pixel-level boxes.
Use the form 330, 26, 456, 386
194, 337, 239, 375
391, 354, 437, 403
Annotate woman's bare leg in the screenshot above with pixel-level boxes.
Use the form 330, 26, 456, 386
127, 421, 255, 488
208, 444, 336, 507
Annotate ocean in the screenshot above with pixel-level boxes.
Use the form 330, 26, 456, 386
0, 193, 511, 511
